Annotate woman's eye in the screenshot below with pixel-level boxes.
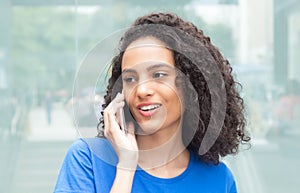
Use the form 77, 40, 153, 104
123, 77, 136, 83
153, 72, 167, 78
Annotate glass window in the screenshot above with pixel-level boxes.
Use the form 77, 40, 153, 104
0, 0, 299, 192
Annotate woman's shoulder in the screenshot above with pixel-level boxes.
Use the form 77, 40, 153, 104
67, 137, 118, 165
54, 138, 115, 193
189, 152, 236, 192
190, 151, 235, 179
67, 137, 110, 151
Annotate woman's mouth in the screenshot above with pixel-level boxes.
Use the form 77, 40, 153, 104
137, 103, 162, 117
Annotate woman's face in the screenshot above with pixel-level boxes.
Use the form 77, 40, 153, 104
121, 37, 184, 135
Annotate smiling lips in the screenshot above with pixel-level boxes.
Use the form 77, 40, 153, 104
137, 103, 162, 117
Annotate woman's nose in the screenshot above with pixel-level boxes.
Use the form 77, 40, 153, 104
135, 80, 155, 99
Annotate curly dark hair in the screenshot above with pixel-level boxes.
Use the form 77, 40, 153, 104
97, 12, 250, 164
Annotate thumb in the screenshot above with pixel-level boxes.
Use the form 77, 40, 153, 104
126, 122, 135, 135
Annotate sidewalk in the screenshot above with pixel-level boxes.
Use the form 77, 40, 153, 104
27, 105, 78, 141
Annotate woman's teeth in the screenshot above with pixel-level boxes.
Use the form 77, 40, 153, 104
139, 104, 160, 111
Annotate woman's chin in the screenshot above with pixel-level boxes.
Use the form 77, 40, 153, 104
136, 120, 164, 136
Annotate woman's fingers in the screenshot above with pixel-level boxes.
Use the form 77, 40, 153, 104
103, 92, 138, 166
126, 122, 135, 135
104, 92, 127, 138
126, 122, 138, 150
105, 93, 125, 113
113, 92, 125, 103
108, 110, 123, 135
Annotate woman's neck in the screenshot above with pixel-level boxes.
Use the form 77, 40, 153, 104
139, 147, 190, 178
136, 126, 188, 171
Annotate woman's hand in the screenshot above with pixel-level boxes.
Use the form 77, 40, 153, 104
103, 92, 138, 170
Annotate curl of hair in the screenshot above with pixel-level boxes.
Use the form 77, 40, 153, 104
97, 12, 250, 164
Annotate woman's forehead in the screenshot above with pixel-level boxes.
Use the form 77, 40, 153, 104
126, 36, 166, 49
121, 62, 176, 75
122, 37, 175, 70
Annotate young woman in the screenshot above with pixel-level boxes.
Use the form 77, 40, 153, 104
54, 12, 250, 193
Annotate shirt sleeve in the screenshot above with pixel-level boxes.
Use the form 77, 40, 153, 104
221, 162, 238, 193
229, 180, 238, 193
53, 139, 95, 193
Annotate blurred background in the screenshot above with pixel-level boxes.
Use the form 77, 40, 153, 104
0, 0, 300, 192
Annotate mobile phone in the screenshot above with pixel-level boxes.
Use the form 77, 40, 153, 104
117, 90, 127, 133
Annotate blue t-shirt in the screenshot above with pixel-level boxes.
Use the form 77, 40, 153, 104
54, 138, 237, 193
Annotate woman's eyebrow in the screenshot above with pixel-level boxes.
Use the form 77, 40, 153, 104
146, 63, 174, 71
122, 68, 137, 74
122, 63, 173, 73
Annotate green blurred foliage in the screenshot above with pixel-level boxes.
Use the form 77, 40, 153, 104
9, 7, 75, 96
7, 5, 235, 101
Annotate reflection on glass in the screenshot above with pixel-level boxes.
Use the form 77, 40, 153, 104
0, 1, 299, 193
